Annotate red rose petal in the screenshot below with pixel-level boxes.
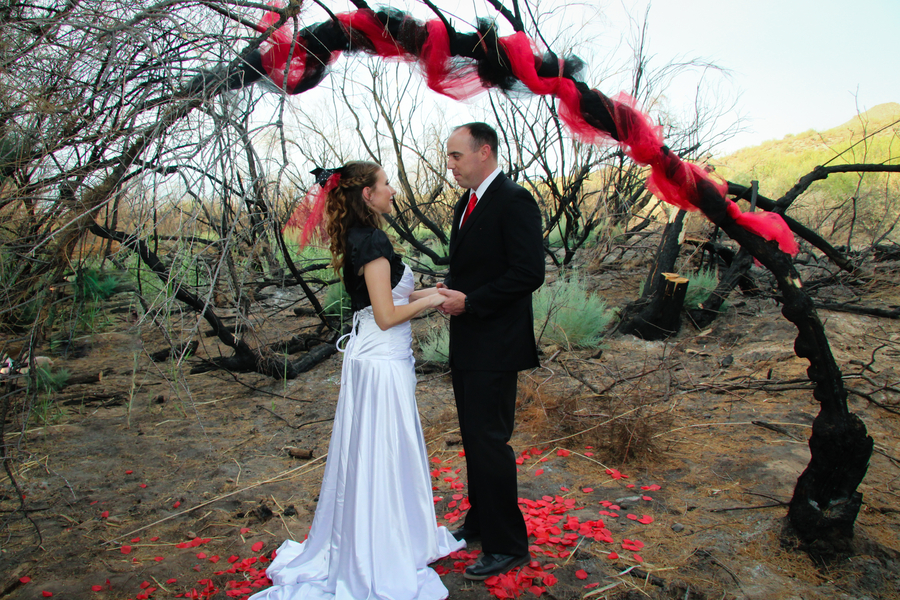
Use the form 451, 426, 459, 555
638, 515, 654, 524
19, 577, 31, 583
642, 495, 653, 501
166, 578, 178, 584
556, 449, 570, 457
584, 451, 594, 456
534, 469, 544, 476
575, 569, 588, 580
125, 470, 133, 474
131, 537, 141, 543
633, 553, 643, 562
240, 528, 251, 534
560, 486, 569, 492
100, 511, 109, 519
626, 514, 638, 520
42, 592, 53, 597
251, 541, 264, 553
197, 552, 207, 559
607, 552, 619, 559
92, 585, 104, 591
209, 555, 220, 563
173, 500, 181, 508
582, 488, 593, 493
150, 536, 159, 541
154, 556, 164, 562
121, 545, 132, 554
139, 483, 147, 488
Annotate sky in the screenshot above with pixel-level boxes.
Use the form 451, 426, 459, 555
280, 0, 900, 156
634, 0, 900, 152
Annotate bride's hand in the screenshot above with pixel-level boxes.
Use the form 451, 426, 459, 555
426, 293, 447, 308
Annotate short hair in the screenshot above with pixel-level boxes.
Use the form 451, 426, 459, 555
455, 122, 498, 157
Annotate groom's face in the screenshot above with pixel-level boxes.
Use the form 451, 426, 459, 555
447, 128, 488, 191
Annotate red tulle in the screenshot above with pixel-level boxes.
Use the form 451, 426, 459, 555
257, 7, 341, 92
337, 11, 404, 58
420, 20, 483, 100
498, 33, 608, 144
726, 201, 799, 255
283, 174, 340, 248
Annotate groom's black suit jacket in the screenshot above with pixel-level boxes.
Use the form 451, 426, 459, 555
445, 172, 545, 371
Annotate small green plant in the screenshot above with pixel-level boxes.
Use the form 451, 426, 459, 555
420, 322, 449, 364
533, 273, 615, 349
684, 268, 721, 310
75, 268, 123, 301
323, 282, 351, 320
27, 364, 70, 424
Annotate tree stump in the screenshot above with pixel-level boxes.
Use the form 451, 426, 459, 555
620, 273, 689, 340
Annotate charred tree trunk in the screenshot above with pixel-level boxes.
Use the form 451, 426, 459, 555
691, 179, 873, 549
618, 210, 687, 340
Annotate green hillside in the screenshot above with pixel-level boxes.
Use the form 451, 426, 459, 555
712, 103, 900, 247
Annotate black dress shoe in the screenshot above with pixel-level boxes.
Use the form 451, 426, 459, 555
464, 552, 530, 580
451, 526, 480, 542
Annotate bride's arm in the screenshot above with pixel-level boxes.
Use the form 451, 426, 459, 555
409, 287, 439, 301
364, 258, 445, 330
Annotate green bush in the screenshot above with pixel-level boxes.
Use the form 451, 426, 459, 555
533, 273, 615, 349
420, 322, 449, 364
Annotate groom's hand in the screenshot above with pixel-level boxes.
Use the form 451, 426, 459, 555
437, 287, 466, 316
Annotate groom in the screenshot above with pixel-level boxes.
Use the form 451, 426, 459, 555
438, 122, 545, 580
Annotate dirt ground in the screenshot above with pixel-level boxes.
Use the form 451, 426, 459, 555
2, 247, 900, 600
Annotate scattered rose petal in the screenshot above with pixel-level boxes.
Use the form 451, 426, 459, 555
150, 536, 159, 541
121, 545, 132, 554
92, 585, 104, 591
209, 555, 220, 563
131, 537, 141, 543
166, 579, 178, 584
240, 528, 251, 534
582, 488, 593, 493
638, 515, 654, 524
42, 592, 53, 597
173, 500, 181, 508
251, 541, 264, 553
560, 486, 569, 492
633, 553, 643, 562
575, 569, 588, 580
100, 511, 109, 519
154, 556, 164, 562
607, 552, 619, 560
140, 581, 151, 589
642, 495, 653, 501
19, 577, 31, 584
125, 470, 133, 475
556, 449, 570, 457
139, 483, 147, 488
584, 451, 594, 456
626, 483, 635, 488
197, 552, 207, 559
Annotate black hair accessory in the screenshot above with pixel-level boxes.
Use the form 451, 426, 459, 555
311, 166, 344, 186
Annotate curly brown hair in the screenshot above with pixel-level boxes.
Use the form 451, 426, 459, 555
324, 161, 384, 275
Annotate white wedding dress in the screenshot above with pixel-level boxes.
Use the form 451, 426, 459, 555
250, 264, 464, 600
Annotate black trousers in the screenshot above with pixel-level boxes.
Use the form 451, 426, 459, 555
452, 368, 528, 556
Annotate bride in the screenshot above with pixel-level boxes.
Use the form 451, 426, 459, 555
250, 161, 464, 600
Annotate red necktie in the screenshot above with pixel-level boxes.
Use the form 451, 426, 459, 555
461, 192, 477, 227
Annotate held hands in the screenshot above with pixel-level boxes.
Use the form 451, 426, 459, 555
436, 283, 466, 316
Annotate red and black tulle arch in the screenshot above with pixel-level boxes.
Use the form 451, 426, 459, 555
233, 3, 797, 255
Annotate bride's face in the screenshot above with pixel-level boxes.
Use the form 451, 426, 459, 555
364, 169, 396, 215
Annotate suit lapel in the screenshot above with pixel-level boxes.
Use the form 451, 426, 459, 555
450, 174, 506, 258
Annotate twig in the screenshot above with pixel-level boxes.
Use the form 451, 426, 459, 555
106, 456, 326, 543
710, 503, 786, 513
